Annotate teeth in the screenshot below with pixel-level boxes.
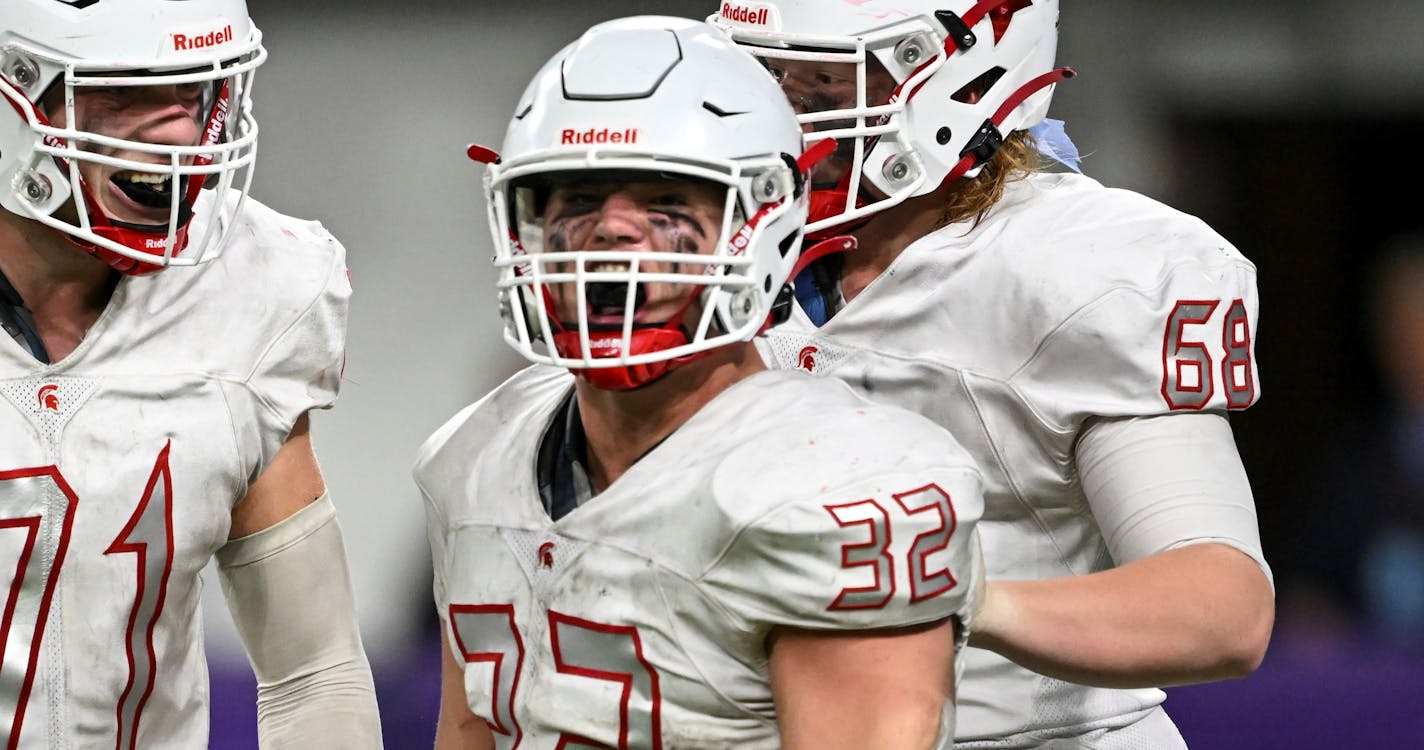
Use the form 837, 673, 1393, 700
118, 172, 171, 186
590, 263, 629, 273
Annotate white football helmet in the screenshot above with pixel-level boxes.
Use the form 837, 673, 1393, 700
474, 15, 811, 390
710, 0, 1070, 237
0, 0, 265, 274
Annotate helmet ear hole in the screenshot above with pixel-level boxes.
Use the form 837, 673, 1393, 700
778, 231, 797, 258
769, 284, 794, 326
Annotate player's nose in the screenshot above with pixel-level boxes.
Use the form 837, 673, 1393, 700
589, 192, 649, 249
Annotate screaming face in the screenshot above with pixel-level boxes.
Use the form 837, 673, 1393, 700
534, 172, 728, 331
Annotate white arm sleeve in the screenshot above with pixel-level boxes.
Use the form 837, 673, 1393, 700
1077, 412, 1274, 590
216, 494, 384, 749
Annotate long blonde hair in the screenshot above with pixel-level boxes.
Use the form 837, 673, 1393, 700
937, 130, 1041, 230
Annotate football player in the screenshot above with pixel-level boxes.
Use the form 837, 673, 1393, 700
0, 0, 381, 747
419, 15, 985, 750
710, 1, 1275, 747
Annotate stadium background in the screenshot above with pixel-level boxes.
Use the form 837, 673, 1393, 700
196, 1, 1424, 746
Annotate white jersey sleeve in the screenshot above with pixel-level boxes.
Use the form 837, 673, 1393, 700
234, 212, 351, 470
416, 365, 572, 612
1011, 198, 1261, 423
701, 401, 984, 635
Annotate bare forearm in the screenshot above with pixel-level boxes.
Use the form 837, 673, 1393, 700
773, 621, 955, 749
435, 629, 496, 750
969, 543, 1274, 688
434, 718, 495, 750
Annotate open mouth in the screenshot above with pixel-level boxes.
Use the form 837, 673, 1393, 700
98, 169, 200, 231
584, 280, 647, 324
108, 169, 188, 216
102, 169, 197, 230
113, 170, 179, 206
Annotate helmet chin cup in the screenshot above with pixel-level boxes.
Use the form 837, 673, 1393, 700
805, 188, 870, 240
553, 327, 695, 391
87, 222, 193, 276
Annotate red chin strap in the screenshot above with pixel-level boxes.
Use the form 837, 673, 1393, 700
546, 281, 713, 392
552, 328, 701, 391
83, 222, 189, 276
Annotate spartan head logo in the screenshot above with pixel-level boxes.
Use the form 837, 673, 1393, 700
797, 345, 818, 372
37, 384, 59, 412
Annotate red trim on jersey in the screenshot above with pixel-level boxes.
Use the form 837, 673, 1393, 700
1161, 299, 1221, 410
103, 442, 177, 750
548, 610, 663, 750
1221, 298, 1257, 409
0, 466, 79, 750
824, 498, 896, 610
448, 603, 525, 743
893, 483, 960, 604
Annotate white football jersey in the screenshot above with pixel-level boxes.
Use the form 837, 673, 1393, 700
0, 192, 349, 749
418, 365, 984, 749
760, 171, 1263, 746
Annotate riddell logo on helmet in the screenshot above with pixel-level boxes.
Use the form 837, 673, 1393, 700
721, 2, 771, 25
561, 128, 639, 146
588, 336, 623, 352
172, 25, 233, 52
202, 96, 229, 148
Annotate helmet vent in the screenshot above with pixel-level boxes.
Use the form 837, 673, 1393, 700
778, 232, 796, 258
50, 0, 101, 8
702, 101, 746, 118
562, 28, 682, 101
990, 0, 1037, 44
952, 67, 1007, 104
